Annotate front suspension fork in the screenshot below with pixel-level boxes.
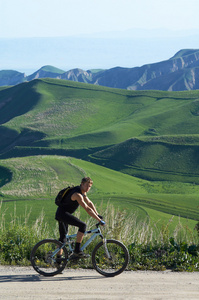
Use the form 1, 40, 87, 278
103, 238, 111, 259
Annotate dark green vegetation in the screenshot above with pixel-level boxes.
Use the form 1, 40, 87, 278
0, 78, 199, 230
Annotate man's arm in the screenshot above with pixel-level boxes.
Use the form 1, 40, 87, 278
83, 195, 99, 215
72, 193, 101, 222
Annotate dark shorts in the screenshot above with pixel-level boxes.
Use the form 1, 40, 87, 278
55, 208, 86, 242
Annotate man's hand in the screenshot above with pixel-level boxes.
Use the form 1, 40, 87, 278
100, 220, 106, 226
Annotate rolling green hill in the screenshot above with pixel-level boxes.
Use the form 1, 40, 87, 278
1, 78, 199, 228
0, 155, 198, 230
1, 78, 199, 182
90, 136, 199, 183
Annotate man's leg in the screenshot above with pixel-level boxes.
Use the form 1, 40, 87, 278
57, 221, 68, 256
56, 210, 87, 256
63, 214, 87, 256
58, 221, 68, 242
76, 231, 84, 243
74, 231, 84, 253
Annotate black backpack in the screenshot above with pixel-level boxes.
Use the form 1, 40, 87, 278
55, 186, 74, 206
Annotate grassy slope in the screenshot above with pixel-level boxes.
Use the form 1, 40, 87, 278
0, 156, 198, 231
1, 79, 199, 182
90, 136, 199, 183
5, 79, 147, 145
1, 79, 199, 148
0, 155, 146, 199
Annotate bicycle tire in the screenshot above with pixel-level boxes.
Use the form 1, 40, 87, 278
30, 239, 68, 277
92, 239, 129, 277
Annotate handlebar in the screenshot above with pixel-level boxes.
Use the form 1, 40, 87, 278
96, 221, 105, 227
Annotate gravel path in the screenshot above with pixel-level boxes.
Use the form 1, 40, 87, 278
0, 266, 199, 299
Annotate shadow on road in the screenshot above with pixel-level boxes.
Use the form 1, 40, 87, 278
0, 273, 103, 283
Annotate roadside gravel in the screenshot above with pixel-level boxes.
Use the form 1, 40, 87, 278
0, 266, 199, 299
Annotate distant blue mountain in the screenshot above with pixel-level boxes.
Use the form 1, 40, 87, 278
1, 49, 199, 91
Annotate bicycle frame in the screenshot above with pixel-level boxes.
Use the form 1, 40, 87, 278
59, 224, 104, 255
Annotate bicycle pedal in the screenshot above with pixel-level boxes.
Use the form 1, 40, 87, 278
69, 253, 79, 260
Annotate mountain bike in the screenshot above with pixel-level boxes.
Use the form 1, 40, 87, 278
30, 222, 129, 277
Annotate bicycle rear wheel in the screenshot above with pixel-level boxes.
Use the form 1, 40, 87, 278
92, 239, 129, 277
30, 239, 68, 276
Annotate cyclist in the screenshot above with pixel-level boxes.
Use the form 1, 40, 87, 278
55, 177, 105, 258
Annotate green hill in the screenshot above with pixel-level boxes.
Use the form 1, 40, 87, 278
39, 65, 66, 74
90, 136, 199, 183
1, 78, 199, 182
0, 155, 198, 230
0, 70, 26, 86
1, 78, 199, 228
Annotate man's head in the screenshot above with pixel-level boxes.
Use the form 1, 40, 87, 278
80, 177, 93, 193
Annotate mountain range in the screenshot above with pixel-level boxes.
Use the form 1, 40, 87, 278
1, 49, 199, 91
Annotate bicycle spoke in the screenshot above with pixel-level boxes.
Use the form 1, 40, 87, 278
30, 239, 68, 276
92, 239, 129, 277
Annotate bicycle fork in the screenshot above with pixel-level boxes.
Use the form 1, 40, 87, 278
103, 238, 112, 259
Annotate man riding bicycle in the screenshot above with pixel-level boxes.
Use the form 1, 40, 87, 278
55, 177, 105, 258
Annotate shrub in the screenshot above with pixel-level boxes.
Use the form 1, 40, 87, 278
0, 203, 50, 265
0, 201, 198, 271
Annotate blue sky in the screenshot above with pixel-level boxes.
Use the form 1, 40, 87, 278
0, 0, 199, 73
0, 0, 199, 38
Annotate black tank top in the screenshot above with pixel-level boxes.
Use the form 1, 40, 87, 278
60, 185, 82, 213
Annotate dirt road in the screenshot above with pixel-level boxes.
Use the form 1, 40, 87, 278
0, 266, 199, 300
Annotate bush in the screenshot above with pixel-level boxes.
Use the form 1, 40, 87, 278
0, 203, 51, 265
0, 201, 199, 271
128, 239, 199, 271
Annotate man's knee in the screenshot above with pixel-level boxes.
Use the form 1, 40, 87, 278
79, 222, 86, 233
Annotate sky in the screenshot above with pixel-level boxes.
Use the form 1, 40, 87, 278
0, 0, 199, 38
0, 0, 199, 73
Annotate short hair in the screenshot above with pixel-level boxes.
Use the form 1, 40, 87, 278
81, 177, 93, 184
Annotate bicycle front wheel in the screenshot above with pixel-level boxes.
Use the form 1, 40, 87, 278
30, 239, 68, 276
92, 239, 129, 277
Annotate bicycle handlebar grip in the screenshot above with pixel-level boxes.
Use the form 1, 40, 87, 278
100, 220, 106, 226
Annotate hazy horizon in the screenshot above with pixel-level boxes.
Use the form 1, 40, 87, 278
0, 29, 199, 75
